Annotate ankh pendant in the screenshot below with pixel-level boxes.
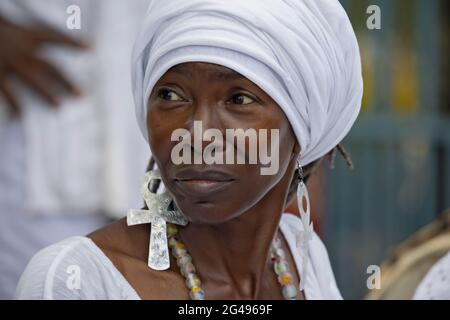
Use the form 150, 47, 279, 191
127, 170, 188, 270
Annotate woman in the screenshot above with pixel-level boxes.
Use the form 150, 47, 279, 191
15, 0, 363, 300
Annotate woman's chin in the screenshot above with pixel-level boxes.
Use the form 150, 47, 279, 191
178, 201, 239, 225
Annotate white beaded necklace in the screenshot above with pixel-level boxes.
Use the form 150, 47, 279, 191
166, 223, 299, 300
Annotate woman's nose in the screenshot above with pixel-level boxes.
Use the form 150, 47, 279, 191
186, 100, 223, 154
190, 100, 216, 129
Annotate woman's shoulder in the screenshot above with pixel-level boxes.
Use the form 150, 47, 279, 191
280, 213, 343, 300
280, 213, 329, 254
15, 235, 139, 300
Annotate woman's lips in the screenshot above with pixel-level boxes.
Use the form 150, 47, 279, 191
174, 179, 234, 197
173, 168, 236, 198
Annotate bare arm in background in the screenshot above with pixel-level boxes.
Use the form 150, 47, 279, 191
0, 15, 87, 116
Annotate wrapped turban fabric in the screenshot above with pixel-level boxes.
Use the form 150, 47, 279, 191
131, 0, 363, 166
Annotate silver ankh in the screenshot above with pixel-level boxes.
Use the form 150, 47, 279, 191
127, 170, 188, 270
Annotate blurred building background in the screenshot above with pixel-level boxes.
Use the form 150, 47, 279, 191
320, 0, 450, 299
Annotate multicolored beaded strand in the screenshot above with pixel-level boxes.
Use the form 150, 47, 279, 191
167, 223, 205, 300
167, 223, 298, 300
270, 236, 298, 299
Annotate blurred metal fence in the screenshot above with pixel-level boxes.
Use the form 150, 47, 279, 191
325, 0, 449, 299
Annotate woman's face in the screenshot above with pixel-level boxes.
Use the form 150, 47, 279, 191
147, 62, 299, 224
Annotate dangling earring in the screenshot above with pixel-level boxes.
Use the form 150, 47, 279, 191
296, 161, 314, 291
127, 170, 188, 270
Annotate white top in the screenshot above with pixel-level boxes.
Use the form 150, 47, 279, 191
0, 119, 111, 299
413, 251, 450, 300
15, 213, 343, 300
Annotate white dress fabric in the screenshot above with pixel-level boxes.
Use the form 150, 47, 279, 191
15, 213, 343, 300
413, 251, 450, 300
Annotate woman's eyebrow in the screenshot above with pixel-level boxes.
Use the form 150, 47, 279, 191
169, 65, 193, 77
210, 69, 245, 81
168, 64, 245, 81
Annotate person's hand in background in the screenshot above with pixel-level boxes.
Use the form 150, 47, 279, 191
0, 15, 87, 116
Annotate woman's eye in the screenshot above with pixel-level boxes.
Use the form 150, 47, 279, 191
229, 93, 255, 105
157, 89, 184, 102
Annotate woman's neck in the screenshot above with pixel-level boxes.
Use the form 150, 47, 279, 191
177, 165, 295, 299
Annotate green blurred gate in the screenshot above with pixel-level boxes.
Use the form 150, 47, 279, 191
325, 0, 449, 299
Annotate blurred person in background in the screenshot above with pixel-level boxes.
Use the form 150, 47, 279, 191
0, 0, 149, 298
414, 249, 450, 299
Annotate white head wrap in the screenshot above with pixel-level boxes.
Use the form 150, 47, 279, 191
132, 0, 363, 166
